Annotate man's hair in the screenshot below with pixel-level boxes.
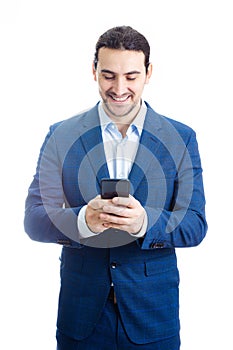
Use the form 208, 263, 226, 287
94, 26, 150, 72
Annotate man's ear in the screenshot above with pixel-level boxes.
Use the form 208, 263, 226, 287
145, 63, 153, 84
92, 61, 97, 81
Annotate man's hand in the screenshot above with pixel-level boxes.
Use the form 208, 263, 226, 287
85, 195, 113, 233
86, 195, 146, 235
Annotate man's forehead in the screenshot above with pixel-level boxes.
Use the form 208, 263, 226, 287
98, 47, 145, 58
97, 48, 145, 71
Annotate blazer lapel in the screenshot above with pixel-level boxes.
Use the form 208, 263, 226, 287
78, 105, 109, 189
129, 106, 162, 195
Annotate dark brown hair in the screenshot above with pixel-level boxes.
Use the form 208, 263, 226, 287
94, 26, 150, 72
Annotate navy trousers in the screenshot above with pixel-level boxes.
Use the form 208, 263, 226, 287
56, 299, 180, 350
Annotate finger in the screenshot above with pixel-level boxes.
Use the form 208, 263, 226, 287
112, 195, 134, 208
89, 196, 111, 210
100, 212, 131, 225
102, 204, 129, 216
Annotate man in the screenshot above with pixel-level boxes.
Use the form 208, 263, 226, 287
24, 26, 207, 349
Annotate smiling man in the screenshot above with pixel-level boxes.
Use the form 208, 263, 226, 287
24, 26, 207, 350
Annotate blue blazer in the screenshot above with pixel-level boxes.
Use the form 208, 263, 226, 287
24, 102, 207, 344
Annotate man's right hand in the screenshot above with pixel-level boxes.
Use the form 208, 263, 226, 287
85, 195, 112, 233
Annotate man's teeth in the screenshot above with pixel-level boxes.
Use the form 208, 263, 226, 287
111, 96, 129, 102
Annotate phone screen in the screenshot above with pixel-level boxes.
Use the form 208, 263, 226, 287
101, 179, 130, 199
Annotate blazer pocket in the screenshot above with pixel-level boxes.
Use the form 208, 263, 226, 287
144, 254, 177, 277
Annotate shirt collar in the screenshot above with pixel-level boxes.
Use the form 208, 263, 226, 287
98, 101, 147, 137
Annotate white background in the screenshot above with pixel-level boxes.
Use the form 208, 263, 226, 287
1, 0, 232, 349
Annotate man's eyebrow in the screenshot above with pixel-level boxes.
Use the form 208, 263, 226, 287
101, 69, 115, 75
100, 69, 141, 75
125, 71, 141, 75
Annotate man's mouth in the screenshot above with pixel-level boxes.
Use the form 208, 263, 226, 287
108, 94, 131, 103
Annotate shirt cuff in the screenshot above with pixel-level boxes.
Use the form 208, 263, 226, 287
77, 205, 101, 238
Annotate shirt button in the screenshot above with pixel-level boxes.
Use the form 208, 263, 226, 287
111, 262, 117, 269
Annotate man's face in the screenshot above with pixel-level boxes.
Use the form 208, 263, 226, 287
93, 48, 152, 119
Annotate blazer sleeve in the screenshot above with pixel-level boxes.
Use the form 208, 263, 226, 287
141, 129, 208, 250
24, 125, 83, 248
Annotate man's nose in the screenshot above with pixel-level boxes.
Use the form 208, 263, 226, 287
113, 77, 127, 95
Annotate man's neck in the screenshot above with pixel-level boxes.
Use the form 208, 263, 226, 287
103, 101, 141, 137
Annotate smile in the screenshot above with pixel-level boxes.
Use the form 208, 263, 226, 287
108, 94, 131, 103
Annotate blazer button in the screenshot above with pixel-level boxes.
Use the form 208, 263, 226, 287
111, 262, 118, 269
57, 239, 71, 246
150, 242, 164, 249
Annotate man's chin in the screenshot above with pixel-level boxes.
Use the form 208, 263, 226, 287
104, 102, 136, 118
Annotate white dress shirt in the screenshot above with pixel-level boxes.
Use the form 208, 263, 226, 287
77, 101, 148, 238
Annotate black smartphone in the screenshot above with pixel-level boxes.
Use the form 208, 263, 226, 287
101, 179, 130, 199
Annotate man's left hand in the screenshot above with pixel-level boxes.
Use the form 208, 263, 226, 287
99, 195, 146, 235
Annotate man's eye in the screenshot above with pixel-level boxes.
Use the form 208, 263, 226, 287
104, 75, 115, 80
126, 76, 136, 81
